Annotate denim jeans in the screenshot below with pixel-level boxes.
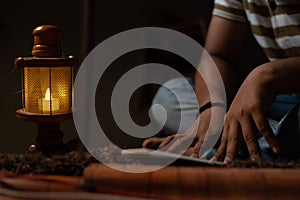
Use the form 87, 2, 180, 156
151, 77, 300, 160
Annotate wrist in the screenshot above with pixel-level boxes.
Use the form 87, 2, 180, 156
198, 101, 226, 115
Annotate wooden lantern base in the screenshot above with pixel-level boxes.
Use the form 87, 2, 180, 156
16, 109, 75, 154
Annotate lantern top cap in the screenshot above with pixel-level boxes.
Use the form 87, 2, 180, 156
32, 25, 63, 57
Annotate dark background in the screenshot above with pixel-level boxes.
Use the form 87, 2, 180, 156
0, 0, 215, 153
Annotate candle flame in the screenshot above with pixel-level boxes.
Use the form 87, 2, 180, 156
45, 88, 51, 100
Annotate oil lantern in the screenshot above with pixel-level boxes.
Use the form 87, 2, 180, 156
15, 25, 78, 152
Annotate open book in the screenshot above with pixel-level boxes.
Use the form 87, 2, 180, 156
121, 148, 224, 166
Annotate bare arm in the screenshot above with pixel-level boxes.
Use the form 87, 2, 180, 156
143, 16, 264, 157
155, 16, 254, 156
265, 57, 300, 94
195, 16, 252, 107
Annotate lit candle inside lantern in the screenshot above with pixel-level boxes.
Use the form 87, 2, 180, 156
38, 88, 59, 112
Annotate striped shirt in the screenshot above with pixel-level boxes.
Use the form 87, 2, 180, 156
213, 0, 300, 61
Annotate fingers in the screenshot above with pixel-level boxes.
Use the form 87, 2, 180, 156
212, 117, 261, 163
224, 121, 241, 163
158, 135, 176, 149
166, 134, 197, 153
144, 132, 200, 156
252, 111, 280, 153
142, 137, 165, 149
187, 139, 204, 158
211, 124, 229, 162
211, 112, 277, 163
240, 116, 261, 161
181, 148, 198, 157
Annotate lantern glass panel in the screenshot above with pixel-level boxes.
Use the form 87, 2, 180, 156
23, 66, 73, 115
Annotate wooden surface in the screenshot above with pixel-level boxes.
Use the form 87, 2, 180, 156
84, 164, 300, 200
0, 174, 83, 200
1, 164, 300, 199
32, 25, 62, 57
0, 172, 152, 200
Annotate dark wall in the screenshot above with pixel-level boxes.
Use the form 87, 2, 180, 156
0, 0, 213, 153
0, 0, 82, 153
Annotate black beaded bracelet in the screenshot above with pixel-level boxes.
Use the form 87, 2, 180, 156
199, 102, 225, 114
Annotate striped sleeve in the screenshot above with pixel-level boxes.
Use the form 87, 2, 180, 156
213, 0, 248, 23
243, 0, 300, 61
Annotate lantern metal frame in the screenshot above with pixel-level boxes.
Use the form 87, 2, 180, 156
15, 25, 78, 153
15, 56, 77, 153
